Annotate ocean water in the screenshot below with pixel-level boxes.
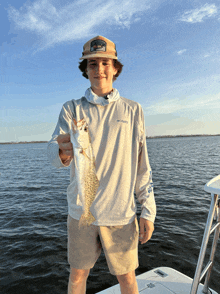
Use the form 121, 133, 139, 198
0, 136, 219, 294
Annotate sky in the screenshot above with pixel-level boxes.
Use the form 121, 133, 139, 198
1, 0, 220, 142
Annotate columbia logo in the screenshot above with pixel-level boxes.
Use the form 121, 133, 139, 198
117, 120, 128, 124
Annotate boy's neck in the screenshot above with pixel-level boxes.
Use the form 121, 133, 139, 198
91, 87, 113, 97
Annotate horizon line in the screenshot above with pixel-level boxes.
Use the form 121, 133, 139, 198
1, 134, 220, 144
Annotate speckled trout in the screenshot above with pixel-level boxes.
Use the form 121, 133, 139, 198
70, 118, 99, 229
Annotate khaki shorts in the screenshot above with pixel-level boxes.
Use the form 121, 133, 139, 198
67, 215, 139, 275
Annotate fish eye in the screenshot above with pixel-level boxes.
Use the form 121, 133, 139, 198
84, 126, 88, 131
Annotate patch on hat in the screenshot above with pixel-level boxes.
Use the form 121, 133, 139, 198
90, 39, 106, 52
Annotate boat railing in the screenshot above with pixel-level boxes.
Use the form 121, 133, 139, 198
190, 176, 220, 294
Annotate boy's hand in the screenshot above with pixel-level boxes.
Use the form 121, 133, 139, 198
57, 134, 73, 164
139, 218, 154, 244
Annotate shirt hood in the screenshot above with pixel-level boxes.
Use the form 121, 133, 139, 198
84, 88, 120, 106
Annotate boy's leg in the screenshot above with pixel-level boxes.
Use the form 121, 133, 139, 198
67, 215, 102, 293
98, 217, 139, 290
68, 268, 90, 294
116, 270, 139, 294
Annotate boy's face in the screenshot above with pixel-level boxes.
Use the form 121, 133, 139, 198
86, 58, 117, 94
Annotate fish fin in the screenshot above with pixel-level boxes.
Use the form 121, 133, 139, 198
93, 155, 96, 168
81, 149, 91, 160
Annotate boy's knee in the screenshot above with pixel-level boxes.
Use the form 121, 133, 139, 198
69, 267, 90, 284
116, 270, 136, 285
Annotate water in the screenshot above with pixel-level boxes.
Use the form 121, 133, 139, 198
0, 136, 219, 294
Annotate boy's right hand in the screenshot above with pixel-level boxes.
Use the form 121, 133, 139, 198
57, 134, 73, 164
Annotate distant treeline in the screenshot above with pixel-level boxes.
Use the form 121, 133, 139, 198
0, 141, 48, 145
1, 134, 220, 144
146, 134, 220, 139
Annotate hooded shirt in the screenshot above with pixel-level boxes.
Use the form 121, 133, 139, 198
47, 88, 156, 226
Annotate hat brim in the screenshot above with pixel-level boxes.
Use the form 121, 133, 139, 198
79, 53, 118, 60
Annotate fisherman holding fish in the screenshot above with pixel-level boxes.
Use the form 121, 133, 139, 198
48, 36, 156, 294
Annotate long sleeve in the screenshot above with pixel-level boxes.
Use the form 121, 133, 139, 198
47, 101, 75, 168
135, 108, 156, 223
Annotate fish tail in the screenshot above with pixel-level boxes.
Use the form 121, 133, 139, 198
78, 213, 88, 229
78, 211, 96, 229
87, 210, 96, 226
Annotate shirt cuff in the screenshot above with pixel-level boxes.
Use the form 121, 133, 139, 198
47, 141, 70, 168
140, 207, 156, 223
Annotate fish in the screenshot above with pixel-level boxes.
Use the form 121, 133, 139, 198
70, 118, 99, 229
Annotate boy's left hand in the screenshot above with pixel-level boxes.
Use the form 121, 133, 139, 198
139, 218, 154, 244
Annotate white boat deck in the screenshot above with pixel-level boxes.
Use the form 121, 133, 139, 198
204, 174, 220, 195
96, 267, 218, 294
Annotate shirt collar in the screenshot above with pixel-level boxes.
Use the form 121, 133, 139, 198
84, 87, 120, 106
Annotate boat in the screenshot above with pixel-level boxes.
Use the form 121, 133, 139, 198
96, 175, 220, 294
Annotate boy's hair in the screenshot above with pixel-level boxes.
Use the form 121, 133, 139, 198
78, 59, 123, 81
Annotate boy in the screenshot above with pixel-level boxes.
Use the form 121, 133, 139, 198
47, 36, 156, 294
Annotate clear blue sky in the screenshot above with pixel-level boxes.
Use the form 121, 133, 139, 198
1, 0, 220, 142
